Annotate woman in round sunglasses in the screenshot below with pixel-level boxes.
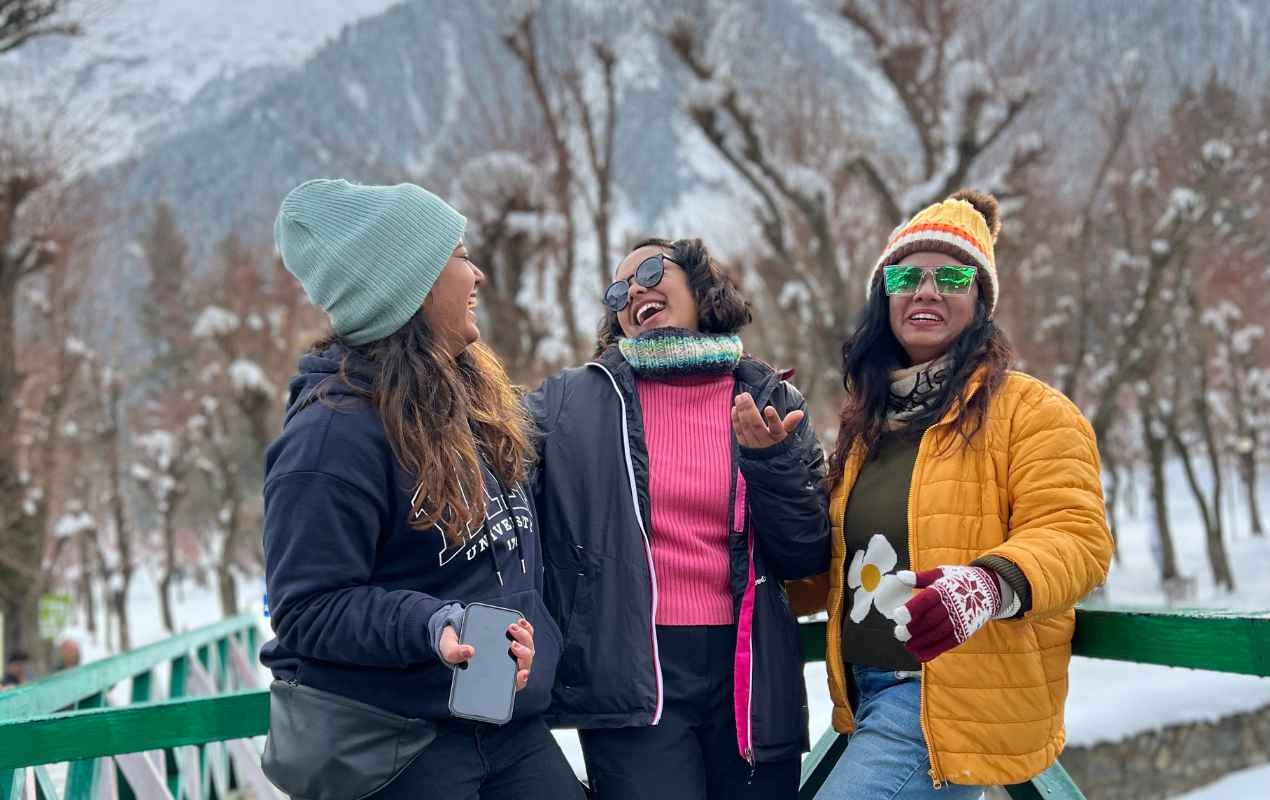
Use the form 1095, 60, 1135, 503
788, 190, 1112, 799
527, 238, 831, 799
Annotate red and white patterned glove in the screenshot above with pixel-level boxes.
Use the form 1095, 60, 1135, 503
892, 566, 1019, 662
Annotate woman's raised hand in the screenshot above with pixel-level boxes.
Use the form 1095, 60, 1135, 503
732, 392, 805, 449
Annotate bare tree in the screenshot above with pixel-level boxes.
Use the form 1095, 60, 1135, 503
1136, 388, 1180, 587
1156, 282, 1235, 591
1049, 53, 1146, 401
565, 42, 620, 293
132, 422, 193, 632
503, 9, 586, 361
94, 363, 135, 648
138, 202, 195, 389
186, 235, 321, 614
661, 1, 1044, 408
1223, 322, 1269, 536
0, 98, 96, 661
453, 151, 566, 380
0, 0, 80, 54
1126, 74, 1269, 591
837, 0, 1042, 216
0, 158, 60, 662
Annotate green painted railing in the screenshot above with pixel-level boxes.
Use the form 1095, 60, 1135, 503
0, 614, 264, 800
2, 608, 1268, 799
797, 607, 1270, 799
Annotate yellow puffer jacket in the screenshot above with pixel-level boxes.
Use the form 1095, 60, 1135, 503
789, 371, 1112, 788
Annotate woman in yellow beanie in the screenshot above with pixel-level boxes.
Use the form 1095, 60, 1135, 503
790, 190, 1113, 798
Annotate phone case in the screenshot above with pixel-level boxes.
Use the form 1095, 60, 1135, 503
447, 602, 522, 725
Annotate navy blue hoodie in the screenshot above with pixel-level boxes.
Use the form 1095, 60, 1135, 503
258, 345, 561, 720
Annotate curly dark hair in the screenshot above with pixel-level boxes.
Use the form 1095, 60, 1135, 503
593, 237, 752, 355
826, 286, 1014, 488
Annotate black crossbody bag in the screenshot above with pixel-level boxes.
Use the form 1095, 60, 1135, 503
261, 679, 438, 800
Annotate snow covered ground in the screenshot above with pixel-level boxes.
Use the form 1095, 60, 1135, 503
41, 464, 1270, 795
1062, 463, 1270, 753
1174, 762, 1270, 799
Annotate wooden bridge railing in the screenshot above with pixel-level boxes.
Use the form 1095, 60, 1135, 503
2, 608, 1267, 799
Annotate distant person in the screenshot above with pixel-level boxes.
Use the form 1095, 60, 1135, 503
260, 179, 580, 800
527, 238, 830, 799
2, 651, 30, 688
55, 638, 82, 671
790, 190, 1113, 799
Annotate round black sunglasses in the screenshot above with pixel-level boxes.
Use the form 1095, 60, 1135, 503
603, 254, 668, 312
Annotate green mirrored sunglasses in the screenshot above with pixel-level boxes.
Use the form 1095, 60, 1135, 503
882, 265, 978, 296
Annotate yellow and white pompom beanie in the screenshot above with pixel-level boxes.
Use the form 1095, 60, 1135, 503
867, 189, 1003, 317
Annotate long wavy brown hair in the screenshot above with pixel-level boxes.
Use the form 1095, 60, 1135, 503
312, 309, 533, 542
826, 288, 1013, 489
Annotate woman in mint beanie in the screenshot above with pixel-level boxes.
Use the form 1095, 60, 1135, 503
259, 179, 582, 799
527, 238, 831, 799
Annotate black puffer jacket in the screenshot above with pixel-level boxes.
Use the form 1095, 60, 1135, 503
526, 347, 829, 764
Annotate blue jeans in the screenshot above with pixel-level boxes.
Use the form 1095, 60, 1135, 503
817, 667, 984, 800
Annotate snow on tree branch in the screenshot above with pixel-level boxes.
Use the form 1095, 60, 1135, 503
0, 0, 81, 54
1156, 187, 1205, 232
192, 306, 241, 339
53, 510, 93, 539
227, 358, 275, 397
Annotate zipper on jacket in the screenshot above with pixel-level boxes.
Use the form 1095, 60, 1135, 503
827, 452, 856, 735
731, 463, 757, 765
743, 515, 756, 764
732, 371, 780, 766
587, 362, 664, 725
908, 427, 945, 789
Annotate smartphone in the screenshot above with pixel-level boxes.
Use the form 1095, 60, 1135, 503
447, 602, 523, 725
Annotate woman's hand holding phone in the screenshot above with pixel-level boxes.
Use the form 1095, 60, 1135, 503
507, 619, 534, 691
438, 626, 475, 666
440, 618, 534, 691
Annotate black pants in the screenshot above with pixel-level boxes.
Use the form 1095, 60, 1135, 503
579, 625, 800, 800
372, 716, 584, 800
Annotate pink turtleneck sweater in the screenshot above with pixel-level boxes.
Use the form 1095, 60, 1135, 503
636, 374, 736, 626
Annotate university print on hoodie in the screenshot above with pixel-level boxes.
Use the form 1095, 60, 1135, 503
426, 478, 533, 570
259, 345, 561, 721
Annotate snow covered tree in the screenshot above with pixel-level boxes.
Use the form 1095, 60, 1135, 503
500, 1, 630, 362
0, 98, 95, 663
0, 0, 80, 54
132, 421, 194, 633
452, 151, 567, 380
835, 0, 1043, 216
138, 201, 194, 389
186, 234, 319, 615
90, 361, 136, 649
1081, 73, 1268, 591
661, 0, 1044, 406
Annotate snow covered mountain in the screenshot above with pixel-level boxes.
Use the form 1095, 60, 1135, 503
11, 0, 1270, 309
7, 0, 405, 166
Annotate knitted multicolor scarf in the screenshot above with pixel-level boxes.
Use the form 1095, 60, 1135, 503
887, 355, 953, 426
618, 328, 743, 379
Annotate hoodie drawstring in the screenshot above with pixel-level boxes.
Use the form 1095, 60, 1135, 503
478, 468, 528, 586
494, 480, 528, 577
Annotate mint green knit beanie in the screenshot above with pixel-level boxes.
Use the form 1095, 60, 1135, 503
274, 179, 467, 345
